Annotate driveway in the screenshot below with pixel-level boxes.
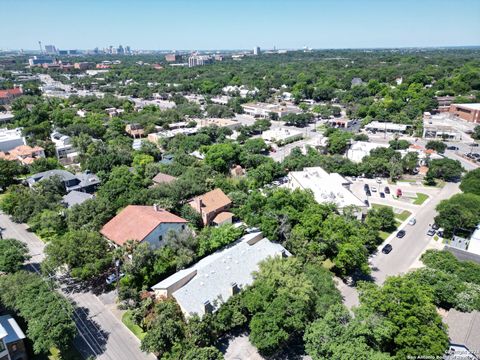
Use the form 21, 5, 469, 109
0, 212, 155, 360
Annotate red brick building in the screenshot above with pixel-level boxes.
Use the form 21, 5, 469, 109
449, 103, 480, 123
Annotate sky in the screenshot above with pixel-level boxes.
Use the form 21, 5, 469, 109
1, 0, 480, 50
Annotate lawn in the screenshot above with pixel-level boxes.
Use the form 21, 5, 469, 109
395, 210, 412, 222
378, 231, 390, 241
413, 192, 429, 205
31, 346, 84, 360
371, 204, 411, 222
122, 310, 146, 340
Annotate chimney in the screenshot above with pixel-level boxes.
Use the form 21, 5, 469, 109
203, 300, 214, 314
194, 197, 203, 213
153, 203, 160, 212
230, 282, 240, 295
281, 249, 288, 258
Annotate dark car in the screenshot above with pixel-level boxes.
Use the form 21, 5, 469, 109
384, 186, 390, 194
437, 231, 444, 238
447, 146, 459, 151
365, 190, 371, 196
364, 184, 370, 191
471, 143, 479, 147
432, 223, 440, 230
382, 244, 393, 254
396, 230, 406, 238
380, 192, 385, 198
364, 199, 369, 206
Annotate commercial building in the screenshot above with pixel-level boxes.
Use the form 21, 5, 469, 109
346, 141, 389, 163
364, 121, 412, 134
28, 56, 54, 67
152, 231, 290, 318
100, 205, 187, 248
194, 118, 241, 130
0, 314, 28, 360
165, 54, 177, 62
188, 55, 213, 68
241, 102, 302, 118
253, 46, 261, 55
0, 88, 23, 105
285, 167, 367, 212
125, 123, 145, 138
74, 62, 95, 70
261, 127, 303, 145
188, 188, 233, 226
449, 103, 480, 123
223, 85, 259, 98
0, 128, 26, 152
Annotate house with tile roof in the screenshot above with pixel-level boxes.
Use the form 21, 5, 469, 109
100, 205, 188, 248
0, 144, 45, 165
188, 188, 233, 226
152, 231, 290, 318
0, 88, 23, 105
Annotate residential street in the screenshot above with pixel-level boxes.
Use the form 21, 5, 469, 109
0, 212, 155, 360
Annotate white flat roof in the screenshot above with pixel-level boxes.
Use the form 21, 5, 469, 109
288, 167, 366, 208
365, 121, 410, 131
346, 141, 389, 163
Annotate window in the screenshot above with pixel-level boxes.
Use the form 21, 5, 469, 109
0, 340, 5, 352
158, 235, 163, 242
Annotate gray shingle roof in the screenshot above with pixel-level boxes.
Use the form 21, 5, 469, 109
62, 190, 94, 208
444, 309, 480, 354
152, 232, 290, 317
0, 315, 26, 344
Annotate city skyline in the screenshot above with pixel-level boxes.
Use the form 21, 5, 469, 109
1, 0, 479, 50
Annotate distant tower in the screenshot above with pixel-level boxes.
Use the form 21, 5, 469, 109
38, 41, 43, 54
253, 46, 261, 55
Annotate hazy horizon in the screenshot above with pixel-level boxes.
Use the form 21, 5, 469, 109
1, 0, 479, 50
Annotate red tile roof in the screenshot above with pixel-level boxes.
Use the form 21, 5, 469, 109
0, 88, 22, 98
100, 205, 187, 246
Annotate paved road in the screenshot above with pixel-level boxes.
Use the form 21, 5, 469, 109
369, 182, 460, 284
0, 212, 155, 360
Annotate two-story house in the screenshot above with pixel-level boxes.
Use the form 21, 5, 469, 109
188, 188, 233, 226
26, 170, 100, 193
100, 205, 188, 248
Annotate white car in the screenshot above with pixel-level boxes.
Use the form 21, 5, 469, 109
376, 177, 382, 184
408, 218, 416, 226
106, 273, 124, 285
370, 186, 377, 192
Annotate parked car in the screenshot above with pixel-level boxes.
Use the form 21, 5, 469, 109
408, 218, 416, 226
365, 190, 371, 196
364, 184, 370, 191
364, 199, 369, 206
396, 230, 406, 238
245, 227, 260, 234
106, 273, 124, 285
447, 146, 459, 151
380, 192, 385, 198
432, 223, 440, 230
384, 186, 390, 194
396, 188, 403, 197
371, 186, 377, 192
471, 143, 479, 147
376, 177, 382, 184
437, 230, 444, 238
382, 244, 393, 254
427, 228, 436, 236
